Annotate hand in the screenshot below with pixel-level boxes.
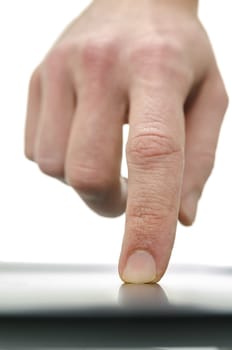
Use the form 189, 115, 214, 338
25, 0, 228, 283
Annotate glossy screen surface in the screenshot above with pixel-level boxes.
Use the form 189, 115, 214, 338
0, 263, 232, 316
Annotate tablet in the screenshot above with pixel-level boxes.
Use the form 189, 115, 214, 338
0, 262, 231, 348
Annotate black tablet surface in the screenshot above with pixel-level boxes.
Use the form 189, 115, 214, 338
0, 262, 231, 348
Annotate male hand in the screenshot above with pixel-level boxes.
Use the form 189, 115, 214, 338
25, 0, 228, 283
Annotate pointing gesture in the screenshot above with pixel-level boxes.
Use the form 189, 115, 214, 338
25, 0, 228, 283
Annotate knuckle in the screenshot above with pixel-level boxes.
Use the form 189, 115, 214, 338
66, 163, 114, 197
24, 142, 34, 161
128, 37, 183, 76
37, 158, 64, 178
42, 44, 74, 77
126, 131, 182, 166
24, 147, 34, 162
80, 36, 118, 71
152, 38, 181, 60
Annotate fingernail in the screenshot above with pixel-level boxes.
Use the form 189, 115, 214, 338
183, 192, 199, 225
122, 250, 157, 284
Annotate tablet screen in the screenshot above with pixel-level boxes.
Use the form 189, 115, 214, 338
0, 262, 232, 348
0, 262, 231, 315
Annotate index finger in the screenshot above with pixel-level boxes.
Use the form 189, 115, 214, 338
118, 81, 185, 283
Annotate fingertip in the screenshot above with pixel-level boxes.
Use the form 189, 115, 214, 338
179, 211, 194, 226
179, 192, 199, 226
119, 250, 158, 284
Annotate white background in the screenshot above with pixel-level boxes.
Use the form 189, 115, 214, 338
0, 1, 231, 267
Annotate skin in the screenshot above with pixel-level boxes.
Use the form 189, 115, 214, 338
25, 0, 228, 283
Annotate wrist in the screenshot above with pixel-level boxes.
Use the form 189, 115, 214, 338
94, 0, 198, 16
161, 0, 198, 14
